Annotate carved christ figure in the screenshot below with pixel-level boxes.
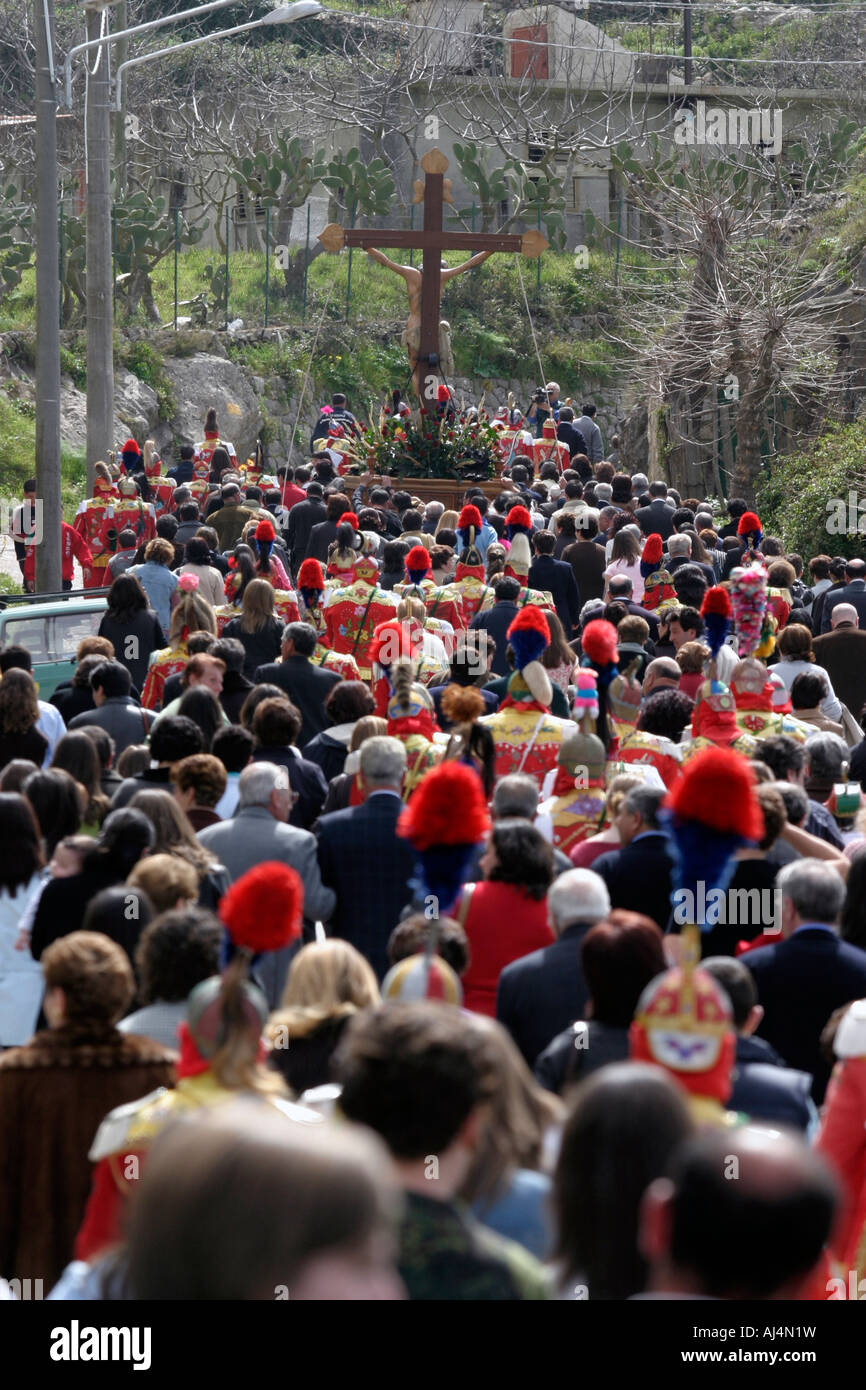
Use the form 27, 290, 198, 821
365, 246, 493, 390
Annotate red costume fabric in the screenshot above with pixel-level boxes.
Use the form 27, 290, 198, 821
23, 522, 92, 588
456, 881, 554, 1016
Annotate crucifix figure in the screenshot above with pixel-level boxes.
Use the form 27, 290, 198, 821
319, 148, 547, 402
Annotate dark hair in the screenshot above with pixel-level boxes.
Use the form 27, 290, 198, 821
665, 1128, 838, 1298
387, 914, 470, 976
485, 819, 554, 902
184, 537, 210, 566
179, 502, 200, 522
177, 687, 223, 751
90, 808, 155, 878
149, 716, 205, 764
252, 697, 302, 748
325, 680, 376, 726
383, 540, 409, 572
335, 1002, 493, 1159
553, 1062, 693, 1297
755, 735, 805, 781
622, 784, 666, 830
282, 622, 317, 658
107, 573, 149, 622
582, 911, 666, 1026
0, 759, 40, 792
672, 605, 703, 638
210, 637, 245, 674
326, 492, 351, 522
701, 956, 757, 1029
494, 576, 521, 603
790, 671, 827, 711
51, 731, 108, 825
840, 854, 866, 950
82, 885, 155, 969
79, 724, 115, 773
71, 654, 105, 691
672, 567, 708, 610
136, 906, 223, 1004
533, 529, 556, 556
211, 723, 254, 773
0, 644, 32, 674
0, 792, 44, 892
90, 660, 132, 700
240, 684, 285, 731
401, 509, 423, 532
637, 688, 694, 741
0, 668, 41, 735
22, 768, 82, 856
808, 554, 831, 581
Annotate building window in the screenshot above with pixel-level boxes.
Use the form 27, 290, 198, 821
511, 25, 549, 80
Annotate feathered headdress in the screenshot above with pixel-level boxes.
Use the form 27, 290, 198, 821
580, 618, 621, 749
729, 565, 768, 658
640, 533, 664, 578
737, 510, 763, 552
297, 558, 325, 609
254, 516, 276, 569
369, 619, 419, 671
406, 545, 431, 588
397, 762, 490, 915
506, 605, 552, 708
505, 505, 532, 541
219, 861, 304, 956
700, 585, 732, 684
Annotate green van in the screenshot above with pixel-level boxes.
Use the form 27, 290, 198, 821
0, 592, 108, 700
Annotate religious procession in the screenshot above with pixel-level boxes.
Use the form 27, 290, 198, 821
1, 0, 866, 1359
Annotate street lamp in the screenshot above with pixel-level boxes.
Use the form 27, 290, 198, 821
68, 0, 323, 490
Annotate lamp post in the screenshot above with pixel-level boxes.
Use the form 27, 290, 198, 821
65, 1, 323, 490
34, 0, 62, 592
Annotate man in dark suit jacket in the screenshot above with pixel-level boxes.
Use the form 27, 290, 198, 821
592, 785, 675, 931
285, 483, 326, 576
819, 561, 866, 633
254, 622, 340, 748
744, 860, 866, 1103
528, 531, 580, 636
635, 483, 675, 542
468, 576, 521, 677
306, 492, 352, 565
813, 611, 866, 723
316, 736, 416, 979
496, 869, 611, 1066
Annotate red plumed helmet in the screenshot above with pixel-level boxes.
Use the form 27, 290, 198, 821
255, 517, 276, 543
457, 505, 483, 532
219, 862, 304, 953
665, 747, 764, 841
581, 619, 619, 667
341, 511, 359, 529
297, 558, 325, 590
369, 619, 418, 667
122, 437, 140, 455
398, 762, 490, 850
506, 505, 532, 531
406, 545, 431, 572
737, 511, 762, 536
507, 604, 550, 643
642, 533, 663, 565
700, 586, 732, 619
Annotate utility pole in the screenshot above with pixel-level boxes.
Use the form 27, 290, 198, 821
683, 0, 693, 86
85, 0, 114, 491
34, 0, 62, 592
112, 0, 127, 195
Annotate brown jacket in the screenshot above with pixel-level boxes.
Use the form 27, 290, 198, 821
0, 1025, 175, 1289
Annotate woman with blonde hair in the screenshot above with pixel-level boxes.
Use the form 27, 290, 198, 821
222, 577, 285, 678
267, 939, 380, 1095
434, 509, 459, 537
568, 772, 642, 869
128, 788, 229, 909
141, 576, 217, 710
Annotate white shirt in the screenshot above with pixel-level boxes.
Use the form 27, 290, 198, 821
36, 700, 66, 767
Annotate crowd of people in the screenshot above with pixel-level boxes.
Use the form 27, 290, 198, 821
1, 390, 866, 1305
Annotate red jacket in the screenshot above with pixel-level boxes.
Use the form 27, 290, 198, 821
23, 522, 93, 586
456, 880, 554, 1017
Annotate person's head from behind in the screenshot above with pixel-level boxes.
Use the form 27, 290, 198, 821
672, 567, 707, 611
790, 671, 828, 713
94, 807, 155, 877
0, 759, 39, 793
0, 644, 33, 676
616, 785, 666, 846
639, 1125, 838, 1299
22, 767, 82, 857
0, 667, 40, 733
479, 818, 554, 901
127, 855, 198, 916
831, 602, 859, 630
252, 697, 302, 751
387, 914, 470, 977
41, 930, 135, 1031
637, 688, 694, 742
177, 686, 224, 751
90, 659, 132, 704
359, 735, 406, 797
335, 1002, 494, 1194
776, 858, 845, 937
237, 760, 293, 822
170, 753, 227, 814
701, 956, 763, 1036
553, 1062, 694, 1299
0, 790, 44, 893
83, 882, 155, 945
804, 731, 846, 787
123, 1103, 402, 1300
211, 723, 254, 776
547, 869, 611, 939
134, 906, 221, 1005
274, 939, 380, 1025
491, 772, 538, 822
149, 715, 205, 766
580, 911, 667, 1029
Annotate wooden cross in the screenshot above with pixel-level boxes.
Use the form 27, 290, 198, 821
319, 148, 547, 401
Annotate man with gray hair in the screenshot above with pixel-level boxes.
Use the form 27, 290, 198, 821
496, 869, 612, 1065
607, 572, 660, 640
745, 858, 866, 1102
422, 499, 445, 535
197, 761, 336, 1004
315, 736, 416, 980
